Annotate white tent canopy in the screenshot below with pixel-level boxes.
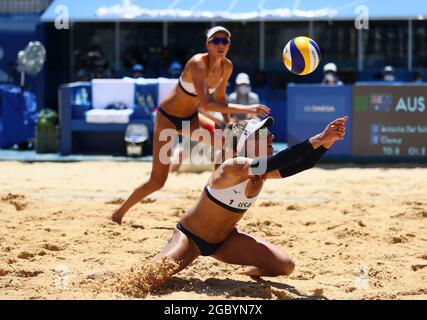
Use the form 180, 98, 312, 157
41, 0, 427, 22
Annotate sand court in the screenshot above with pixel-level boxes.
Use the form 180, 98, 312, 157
0, 161, 426, 299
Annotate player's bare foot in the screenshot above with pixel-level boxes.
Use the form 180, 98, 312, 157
111, 211, 124, 225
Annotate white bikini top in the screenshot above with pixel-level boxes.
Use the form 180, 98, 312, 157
204, 179, 260, 213
178, 59, 225, 97
179, 77, 217, 96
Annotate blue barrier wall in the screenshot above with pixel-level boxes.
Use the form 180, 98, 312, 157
56, 80, 427, 161
286, 84, 353, 157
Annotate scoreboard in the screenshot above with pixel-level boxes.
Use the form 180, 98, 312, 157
352, 85, 427, 158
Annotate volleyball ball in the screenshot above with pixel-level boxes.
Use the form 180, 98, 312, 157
283, 36, 321, 75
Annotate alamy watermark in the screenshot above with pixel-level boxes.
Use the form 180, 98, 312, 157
54, 265, 70, 289
354, 5, 369, 30
354, 264, 369, 289
54, 5, 69, 30
158, 124, 269, 174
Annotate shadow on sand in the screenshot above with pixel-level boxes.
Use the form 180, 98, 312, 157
152, 276, 328, 300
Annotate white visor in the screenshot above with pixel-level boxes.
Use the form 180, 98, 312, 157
207, 26, 231, 39
236, 117, 274, 153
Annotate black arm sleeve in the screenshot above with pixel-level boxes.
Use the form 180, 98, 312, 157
250, 139, 314, 174
278, 145, 328, 178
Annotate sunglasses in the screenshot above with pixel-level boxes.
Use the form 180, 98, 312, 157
208, 37, 230, 45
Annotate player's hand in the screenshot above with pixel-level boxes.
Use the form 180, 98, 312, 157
247, 104, 270, 117
331, 116, 348, 138
322, 116, 348, 146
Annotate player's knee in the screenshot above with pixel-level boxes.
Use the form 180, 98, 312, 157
137, 175, 166, 192
282, 259, 295, 275
149, 176, 167, 191
274, 258, 295, 276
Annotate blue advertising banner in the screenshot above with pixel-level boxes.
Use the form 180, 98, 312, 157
286, 84, 352, 156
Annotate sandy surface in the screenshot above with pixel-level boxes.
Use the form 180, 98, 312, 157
0, 161, 426, 300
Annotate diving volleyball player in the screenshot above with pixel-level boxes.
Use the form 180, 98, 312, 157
144, 116, 348, 288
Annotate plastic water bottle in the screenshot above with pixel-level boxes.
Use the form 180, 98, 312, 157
81, 88, 88, 105
74, 88, 82, 105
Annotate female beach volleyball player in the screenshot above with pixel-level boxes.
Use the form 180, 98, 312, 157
139, 115, 348, 288
112, 26, 270, 224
